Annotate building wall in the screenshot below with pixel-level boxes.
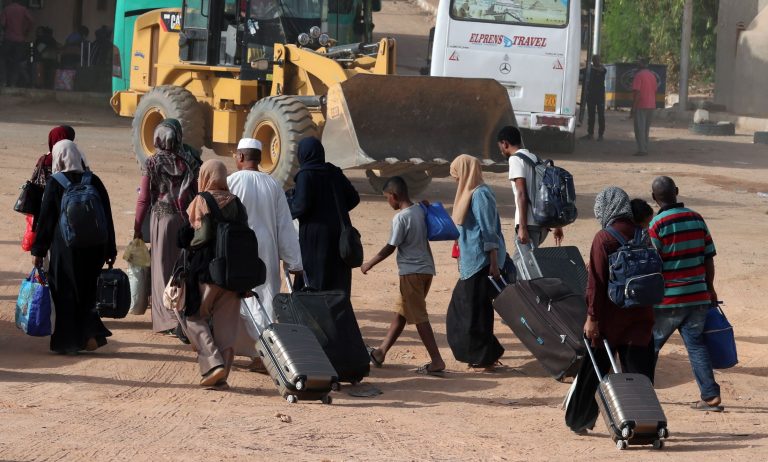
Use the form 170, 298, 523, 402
715, 0, 768, 115
27, 0, 115, 45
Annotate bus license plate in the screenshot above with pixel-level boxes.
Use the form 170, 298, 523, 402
544, 94, 557, 112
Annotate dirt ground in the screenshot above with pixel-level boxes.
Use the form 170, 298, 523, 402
1, 93, 767, 461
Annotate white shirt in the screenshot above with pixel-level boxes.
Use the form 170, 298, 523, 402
508, 148, 538, 227
227, 170, 302, 350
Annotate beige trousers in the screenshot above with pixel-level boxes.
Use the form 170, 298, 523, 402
186, 283, 241, 377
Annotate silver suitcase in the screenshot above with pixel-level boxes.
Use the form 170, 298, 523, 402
245, 294, 339, 404
585, 338, 669, 450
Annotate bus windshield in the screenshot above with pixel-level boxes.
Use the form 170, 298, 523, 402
450, 0, 569, 27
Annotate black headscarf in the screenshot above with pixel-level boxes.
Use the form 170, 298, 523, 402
297, 137, 330, 173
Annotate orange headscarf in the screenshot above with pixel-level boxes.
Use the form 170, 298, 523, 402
450, 154, 484, 225
186, 159, 236, 229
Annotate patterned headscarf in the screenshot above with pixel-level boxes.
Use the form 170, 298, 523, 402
594, 186, 633, 228
154, 121, 182, 153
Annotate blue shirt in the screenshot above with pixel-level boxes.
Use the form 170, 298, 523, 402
457, 185, 506, 280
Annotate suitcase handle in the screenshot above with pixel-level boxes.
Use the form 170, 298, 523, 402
241, 293, 272, 337
520, 316, 544, 345
583, 335, 622, 380
283, 269, 310, 294
487, 275, 509, 293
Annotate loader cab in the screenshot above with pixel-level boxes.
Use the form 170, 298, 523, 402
179, 0, 322, 71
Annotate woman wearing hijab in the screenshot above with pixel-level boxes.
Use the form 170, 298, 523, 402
180, 159, 248, 388
287, 137, 360, 294
564, 186, 655, 434
445, 154, 506, 372
26, 126, 76, 226
31, 140, 116, 354
134, 119, 201, 334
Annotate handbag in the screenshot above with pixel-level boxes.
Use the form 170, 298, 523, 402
331, 182, 364, 268
14, 164, 45, 216
163, 252, 187, 312
419, 201, 459, 241
15, 267, 53, 337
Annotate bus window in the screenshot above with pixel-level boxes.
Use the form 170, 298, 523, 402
450, 0, 569, 27
184, 0, 210, 28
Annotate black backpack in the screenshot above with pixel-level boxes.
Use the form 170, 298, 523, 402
515, 152, 578, 228
200, 192, 266, 292
52, 171, 109, 247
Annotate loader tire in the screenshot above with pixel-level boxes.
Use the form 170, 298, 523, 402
366, 170, 432, 197
132, 85, 205, 167
243, 96, 318, 188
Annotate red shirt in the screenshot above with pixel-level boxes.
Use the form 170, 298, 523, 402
632, 69, 658, 110
586, 218, 655, 348
0, 3, 33, 42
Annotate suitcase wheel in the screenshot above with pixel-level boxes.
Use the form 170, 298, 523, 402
658, 427, 669, 439
331, 382, 341, 392
322, 395, 333, 405
295, 379, 305, 391
652, 439, 664, 450
616, 440, 628, 451
286, 394, 298, 404
621, 426, 633, 439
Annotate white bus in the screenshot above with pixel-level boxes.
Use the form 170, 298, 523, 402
430, 0, 581, 151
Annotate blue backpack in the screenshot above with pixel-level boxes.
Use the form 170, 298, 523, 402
53, 171, 108, 248
419, 202, 459, 241
515, 153, 578, 228
605, 226, 665, 308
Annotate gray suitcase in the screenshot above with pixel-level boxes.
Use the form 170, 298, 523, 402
244, 294, 339, 404
585, 338, 669, 450
514, 240, 588, 295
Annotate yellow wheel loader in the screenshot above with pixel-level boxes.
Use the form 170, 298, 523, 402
110, 0, 515, 193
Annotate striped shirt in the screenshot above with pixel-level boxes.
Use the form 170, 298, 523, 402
648, 203, 716, 308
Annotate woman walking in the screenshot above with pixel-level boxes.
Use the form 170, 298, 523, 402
25, 126, 76, 223
287, 137, 360, 294
134, 120, 200, 334
31, 140, 116, 354
180, 159, 248, 388
445, 154, 505, 372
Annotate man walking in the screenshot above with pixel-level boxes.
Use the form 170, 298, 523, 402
0, 0, 34, 87
631, 58, 658, 155
227, 138, 303, 366
497, 125, 563, 251
649, 176, 723, 412
581, 54, 607, 141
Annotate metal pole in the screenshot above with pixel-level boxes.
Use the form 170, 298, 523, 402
592, 0, 603, 56
679, 0, 693, 113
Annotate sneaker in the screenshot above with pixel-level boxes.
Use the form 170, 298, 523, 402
200, 366, 227, 387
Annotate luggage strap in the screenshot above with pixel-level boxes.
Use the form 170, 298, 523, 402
605, 225, 644, 247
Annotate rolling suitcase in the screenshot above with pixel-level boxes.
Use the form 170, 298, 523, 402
95, 265, 131, 318
244, 294, 339, 404
274, 271, 370, 384
584, 338, 669, 451
514, 240, 588, 296
490, 277, 586, 380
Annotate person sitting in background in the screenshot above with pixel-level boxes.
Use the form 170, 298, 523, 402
361, 176, 445, 376
565, 186, 655, 434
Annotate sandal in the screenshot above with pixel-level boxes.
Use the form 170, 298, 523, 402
415, 363, 445, 377
469, 364, 497, 373
691, 400, 724, 412
366, 345, 384, 368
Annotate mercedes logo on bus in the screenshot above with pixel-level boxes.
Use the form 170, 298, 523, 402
499, 62, 511, 74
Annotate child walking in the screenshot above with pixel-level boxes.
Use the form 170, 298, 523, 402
360, 176, 446, 376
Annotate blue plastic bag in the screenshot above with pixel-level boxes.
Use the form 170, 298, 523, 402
703, 304, 738, 369
15, 268, 53, 337
420, 202, 459, 241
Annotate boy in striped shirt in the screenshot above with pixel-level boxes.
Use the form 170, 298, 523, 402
649, 176, 722, 411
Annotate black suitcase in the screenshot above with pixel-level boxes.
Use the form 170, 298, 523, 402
585, 338, 669, 450
491, 277, 586, 380
244, 294, 339, 404
514, 240, 588, 296
96, 266, 131, 318
274, 272, 370, 384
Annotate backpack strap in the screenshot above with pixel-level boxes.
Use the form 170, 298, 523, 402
52, 172, 71, 189
514, 151, 540, 168
80, 170, 93, 185
631, 227, 644, 245
199, 192, 227, 223
604, 226, 628, 246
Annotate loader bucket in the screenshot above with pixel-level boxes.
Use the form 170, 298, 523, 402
322, 74, 516, 174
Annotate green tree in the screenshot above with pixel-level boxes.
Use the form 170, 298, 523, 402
600, 0, 718, 87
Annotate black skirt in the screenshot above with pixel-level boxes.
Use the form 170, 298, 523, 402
446, 266, 504, 366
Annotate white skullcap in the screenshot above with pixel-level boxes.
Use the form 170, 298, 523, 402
237, 138, 262, 150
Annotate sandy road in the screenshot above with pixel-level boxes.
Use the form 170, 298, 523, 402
2, 1, 768, 459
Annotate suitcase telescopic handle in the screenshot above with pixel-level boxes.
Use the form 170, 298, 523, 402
283, 269, 310, 294
582, 336, 623, 379
487, 275, 509, 293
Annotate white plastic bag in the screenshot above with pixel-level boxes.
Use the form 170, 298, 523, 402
127, 264, 150, 315
123, 238, 151, 268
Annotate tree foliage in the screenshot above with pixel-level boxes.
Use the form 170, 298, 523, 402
600, 0, 718, 87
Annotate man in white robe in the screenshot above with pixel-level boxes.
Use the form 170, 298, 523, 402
228, 138, 303, 363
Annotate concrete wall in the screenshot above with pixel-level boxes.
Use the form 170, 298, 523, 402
27, 0, 115, 45
714, 0, 768, 115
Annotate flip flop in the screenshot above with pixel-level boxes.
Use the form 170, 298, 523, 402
415, 363, 446, 377
691, 400, 724, 412
366, 345, 383, 368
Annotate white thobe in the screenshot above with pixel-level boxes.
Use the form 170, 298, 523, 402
227, 170, 303, 356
